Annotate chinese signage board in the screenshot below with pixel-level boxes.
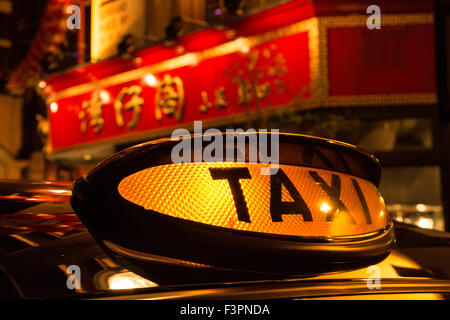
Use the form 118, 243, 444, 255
47, 29, 311, 150
43, 1, 436, 152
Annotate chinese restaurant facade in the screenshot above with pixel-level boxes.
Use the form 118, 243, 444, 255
40, 0, 447, 230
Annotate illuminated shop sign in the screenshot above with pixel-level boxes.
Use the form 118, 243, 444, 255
42, 1, 436, 151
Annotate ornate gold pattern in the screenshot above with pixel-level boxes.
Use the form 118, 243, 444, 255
308, 18, 328, 106
320, 13, 433, 28
229, 46, 289, 109
325, 93, 437, 107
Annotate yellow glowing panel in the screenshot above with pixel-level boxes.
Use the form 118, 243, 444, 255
118, 163, 388, 238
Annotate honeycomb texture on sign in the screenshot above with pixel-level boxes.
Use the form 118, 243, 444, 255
118, 163, 388, 237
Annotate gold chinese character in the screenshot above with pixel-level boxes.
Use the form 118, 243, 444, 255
155, 74, 184, 121
199, 88, 228, 114
114, 85, 144, 129
237, 80, 270, 104
255, 82, 270, 100
229, 47, 288, 108
237, 79, 252, 105
214, 87, 227, 109
199, 91, 212, 113
78, 91, 105, 134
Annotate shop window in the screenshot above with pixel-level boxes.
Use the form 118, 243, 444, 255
356, 118, 433, 152
266, 112, 432, 153
379, 166, 445, 231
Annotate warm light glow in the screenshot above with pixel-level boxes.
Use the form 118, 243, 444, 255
83, 153, 93, 161
118, 163, 389, 238
48, 189, 71, 195
108, 271, 157, 290
320, 202, 332, 214
50, 102, 58, 113
237, 37, 251, 53
416, 204, 427, 212
38, 80, 46, 89
184, 53, 199, 66
99, 90, 111, 103
379, 210, 384, 217
417, 217, 433, 229
175, 45, 185, 55
241, 45, 250, 53
225, 29, 236, 39
143, 73, 158, 87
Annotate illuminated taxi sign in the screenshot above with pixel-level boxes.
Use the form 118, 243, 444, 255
118, 163, 387, 238
71, 132, 394, 283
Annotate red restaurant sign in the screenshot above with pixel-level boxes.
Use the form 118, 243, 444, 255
41, 0, 436, 152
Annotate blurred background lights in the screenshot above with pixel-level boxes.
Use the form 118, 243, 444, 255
174, 45, 185, 55
49, 102, 58, 113
320, 202, 332, 214
417, 217, 434, 229
144, 73, 158, 87
108, 271, 157, 290
241, 44, 250, 53
416, 204, 427, 212
99, 90, 111, 103
236, 37, 250, 53
38, 80, 46, 89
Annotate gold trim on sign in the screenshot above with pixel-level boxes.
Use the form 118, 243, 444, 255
309, 18, 328, 105
325, 93, 437, 107
46, 18, 316, 103
320, 13, 433, 28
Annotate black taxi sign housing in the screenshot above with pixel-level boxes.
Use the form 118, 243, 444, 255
71, 132, 394, 284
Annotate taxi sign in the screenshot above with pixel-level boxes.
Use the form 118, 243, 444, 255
118, 163, 387, 238
71, 132, 394, 284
